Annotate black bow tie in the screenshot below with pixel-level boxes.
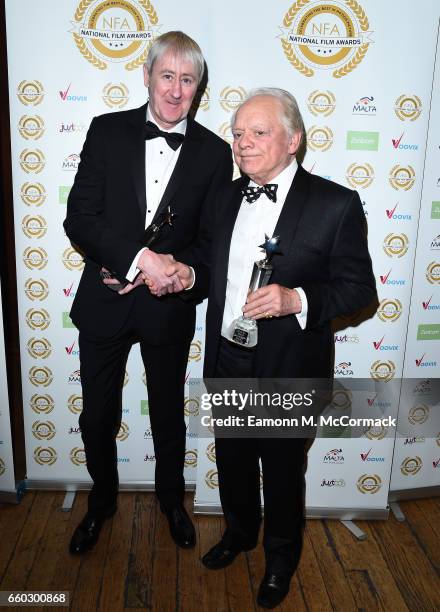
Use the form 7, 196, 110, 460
241, 184, 278, 203
144, 121, 185, 151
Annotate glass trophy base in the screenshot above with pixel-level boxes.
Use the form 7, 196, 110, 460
230, 316, 258, 348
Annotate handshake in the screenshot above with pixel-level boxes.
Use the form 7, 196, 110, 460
101, 250, 193, 297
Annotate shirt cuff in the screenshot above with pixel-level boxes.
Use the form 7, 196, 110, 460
185, 266, 195, 290
294, 286, 308, 330
126, 247, 148, 282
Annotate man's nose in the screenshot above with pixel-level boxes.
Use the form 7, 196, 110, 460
170, 79, 182, 98
238, 132, 252, 148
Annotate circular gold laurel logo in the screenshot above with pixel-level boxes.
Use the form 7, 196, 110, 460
21, 182, 46, 206
370, 360, 395, 382
184, 398, 199, 417
0, 458, 5, 476
280, 0, 371, 78
408, 404, 430, 425
199, 86, 210, 111
307, 125, 333, 151
377, 298, 402, 322
426, 262, 440, 284
27, 337, 52, 359
382, 233, 409, 258
70, 447, 87, 466
395, 95, 422, 121
19, 149, 45, 174
184, 449, 198, 467
22, 215, 47, 239
400, 456, 422, 476
32, 420, 56, 441
30, 394, 55, 414
330, 389, 352, 409
102, 82, 130, 108
71, 0, 159, 71
346, 163, 374, 188
206, 441, 216, 463
356, 474, 382, 494
220, 86, 247, 112
389, 165, 415, 191
34, 446, 57, 465
218, 122, 234, 146
17, 80, 44, 106
364, 424, 387, 440
117, 421, 130, 441
23, 247, 48, 270
188, 340, 202, 362
62, 247, 85, 271
29, 366, 53, 387
307, 90, 336, 116
24, 278, 49, 301
68, 394, 83, 414
18, 115, 45, 140
205, 468, 219, 489
26, 308, 50, 330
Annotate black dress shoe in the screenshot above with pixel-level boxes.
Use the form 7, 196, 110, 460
201, 540, 242, 570
163, 504, 196, 549
257, 572, 292, 609
69, 506, 116, 555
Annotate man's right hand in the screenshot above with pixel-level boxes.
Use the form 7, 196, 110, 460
137, 250, 183, 297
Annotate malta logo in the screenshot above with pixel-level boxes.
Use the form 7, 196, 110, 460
382, 233, 409, 258
395, 95, 422, 121
346, 163, 374, 188
356, 474, 382, 494
24, 278, 49, 301
377, 298, 402, 322
426, 262, 440, 284
27, 337, 52, 359
206, 442, 216, 463
22, 215, 47, 239
68, 394, 83, 414
70, 0, 160, 71
280, 0, 372, 78
102, 82, 129, 108
307, 126, 333, 151
389, 165, 415, 191
400, 456, 422, 476
220, 86, 247, 112
19, 149, 45, 174
370, 360, 395, 382
34, 446, 57, 465
307, 90, 336, 116
21, 182, 46, 206
17, 80, 44, 106
18, 115, 45, 140
30, 394, 55, 414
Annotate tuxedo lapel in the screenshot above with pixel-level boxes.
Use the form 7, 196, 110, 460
128, 104, 147, 221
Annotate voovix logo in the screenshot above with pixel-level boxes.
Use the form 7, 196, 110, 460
385, 202, 412, 221
415, 353, 438, 368
379, 269, 406, 286
422, 296, 440, 311
392, 132, 418, 151
372, 335, 398, 351
63, 282, 76, 298
59, 83, 87, 102
65, 341, 80, 357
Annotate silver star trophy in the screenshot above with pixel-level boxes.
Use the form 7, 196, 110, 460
229, 235, 281, 347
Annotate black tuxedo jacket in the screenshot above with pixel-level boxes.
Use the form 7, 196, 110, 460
203, 165, 377, 378
64, 103, 232, 344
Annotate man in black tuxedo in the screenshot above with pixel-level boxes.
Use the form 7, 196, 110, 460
64, 31, 232, 554
185, 88, 376, 608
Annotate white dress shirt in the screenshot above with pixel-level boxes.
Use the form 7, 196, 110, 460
221, 159, 308, 339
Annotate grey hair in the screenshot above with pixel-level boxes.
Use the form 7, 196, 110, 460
145, 31, 205, 85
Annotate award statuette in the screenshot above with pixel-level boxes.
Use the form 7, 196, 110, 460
100, 206, 177, 292
230, 235, 282, 348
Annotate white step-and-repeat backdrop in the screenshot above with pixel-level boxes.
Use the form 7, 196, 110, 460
0, 285, 16, 498
4, 0, 440, 516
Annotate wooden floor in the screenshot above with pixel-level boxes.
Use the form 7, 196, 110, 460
0, 492, 439, 612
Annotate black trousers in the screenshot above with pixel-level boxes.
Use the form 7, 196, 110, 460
78, 297, 190, 515
214, 338, 307, 575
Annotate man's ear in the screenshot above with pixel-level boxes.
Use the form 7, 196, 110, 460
288, 131, 302, 155
143, 63, 149, 88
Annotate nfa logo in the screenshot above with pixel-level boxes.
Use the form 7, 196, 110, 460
391, 132, 418, 151
102, 82, 129, 108
377, 298, 402, 322
22, 214, 47, 239
188, 340, 202, 362
27, 337, 52, 359
430, 234, 440, 251
389, 165, 416, 191
206, 442, 216, 463
408, 404, 430, 425
117, 422, 130, 441
370, 360, 395, 382
426, 262, 440, 284
184, 449, 198, 467
330, 389, 352, 409
34, 446, 57, 466
400, 456, 422, 475
307, 90, 336, 116
26, 308, 50, 330
19, 149, 45, 173
70, 447, 87, 466
30, 393, 54, 414
32, 420, 56, 441
360, 449, 385, 463
0, 458, 5, 476
379, 269, 406, 287
184, 398, 199, 417
321, 478, 345, 487
65, 341, 80, 357
415, 353, 438, 368
62, 153, 80, 171
68, 394, 83, 414
218, 122, 234, 146
68, 369, 81, 385
307, 126, 333, 151
70, 0, 160, 71
346, 163, 374, 188
385, 202, 412, 222
59, 83, 87, 102
21, 182, 46, 206
352, 95, 376, 115
323, 448, 344, 464
219, 86, 247, 112
29, 366, 53, 387
356, 474, 382, 494
62, 247, 85, 271
18, 115, 45, 140
17, 80, 44, 106
205, 469, 219, 489
279, 0, 372, 78
394, 95, 422, 121
25, 278, 49, 301
334, 361, 353, 376
197, 86, 210, 112
383, 233, 409, 258
372, 336, 398, 352
364, 424, 387, 440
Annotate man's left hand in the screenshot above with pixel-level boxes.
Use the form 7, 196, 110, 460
242, 284, 302, 319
